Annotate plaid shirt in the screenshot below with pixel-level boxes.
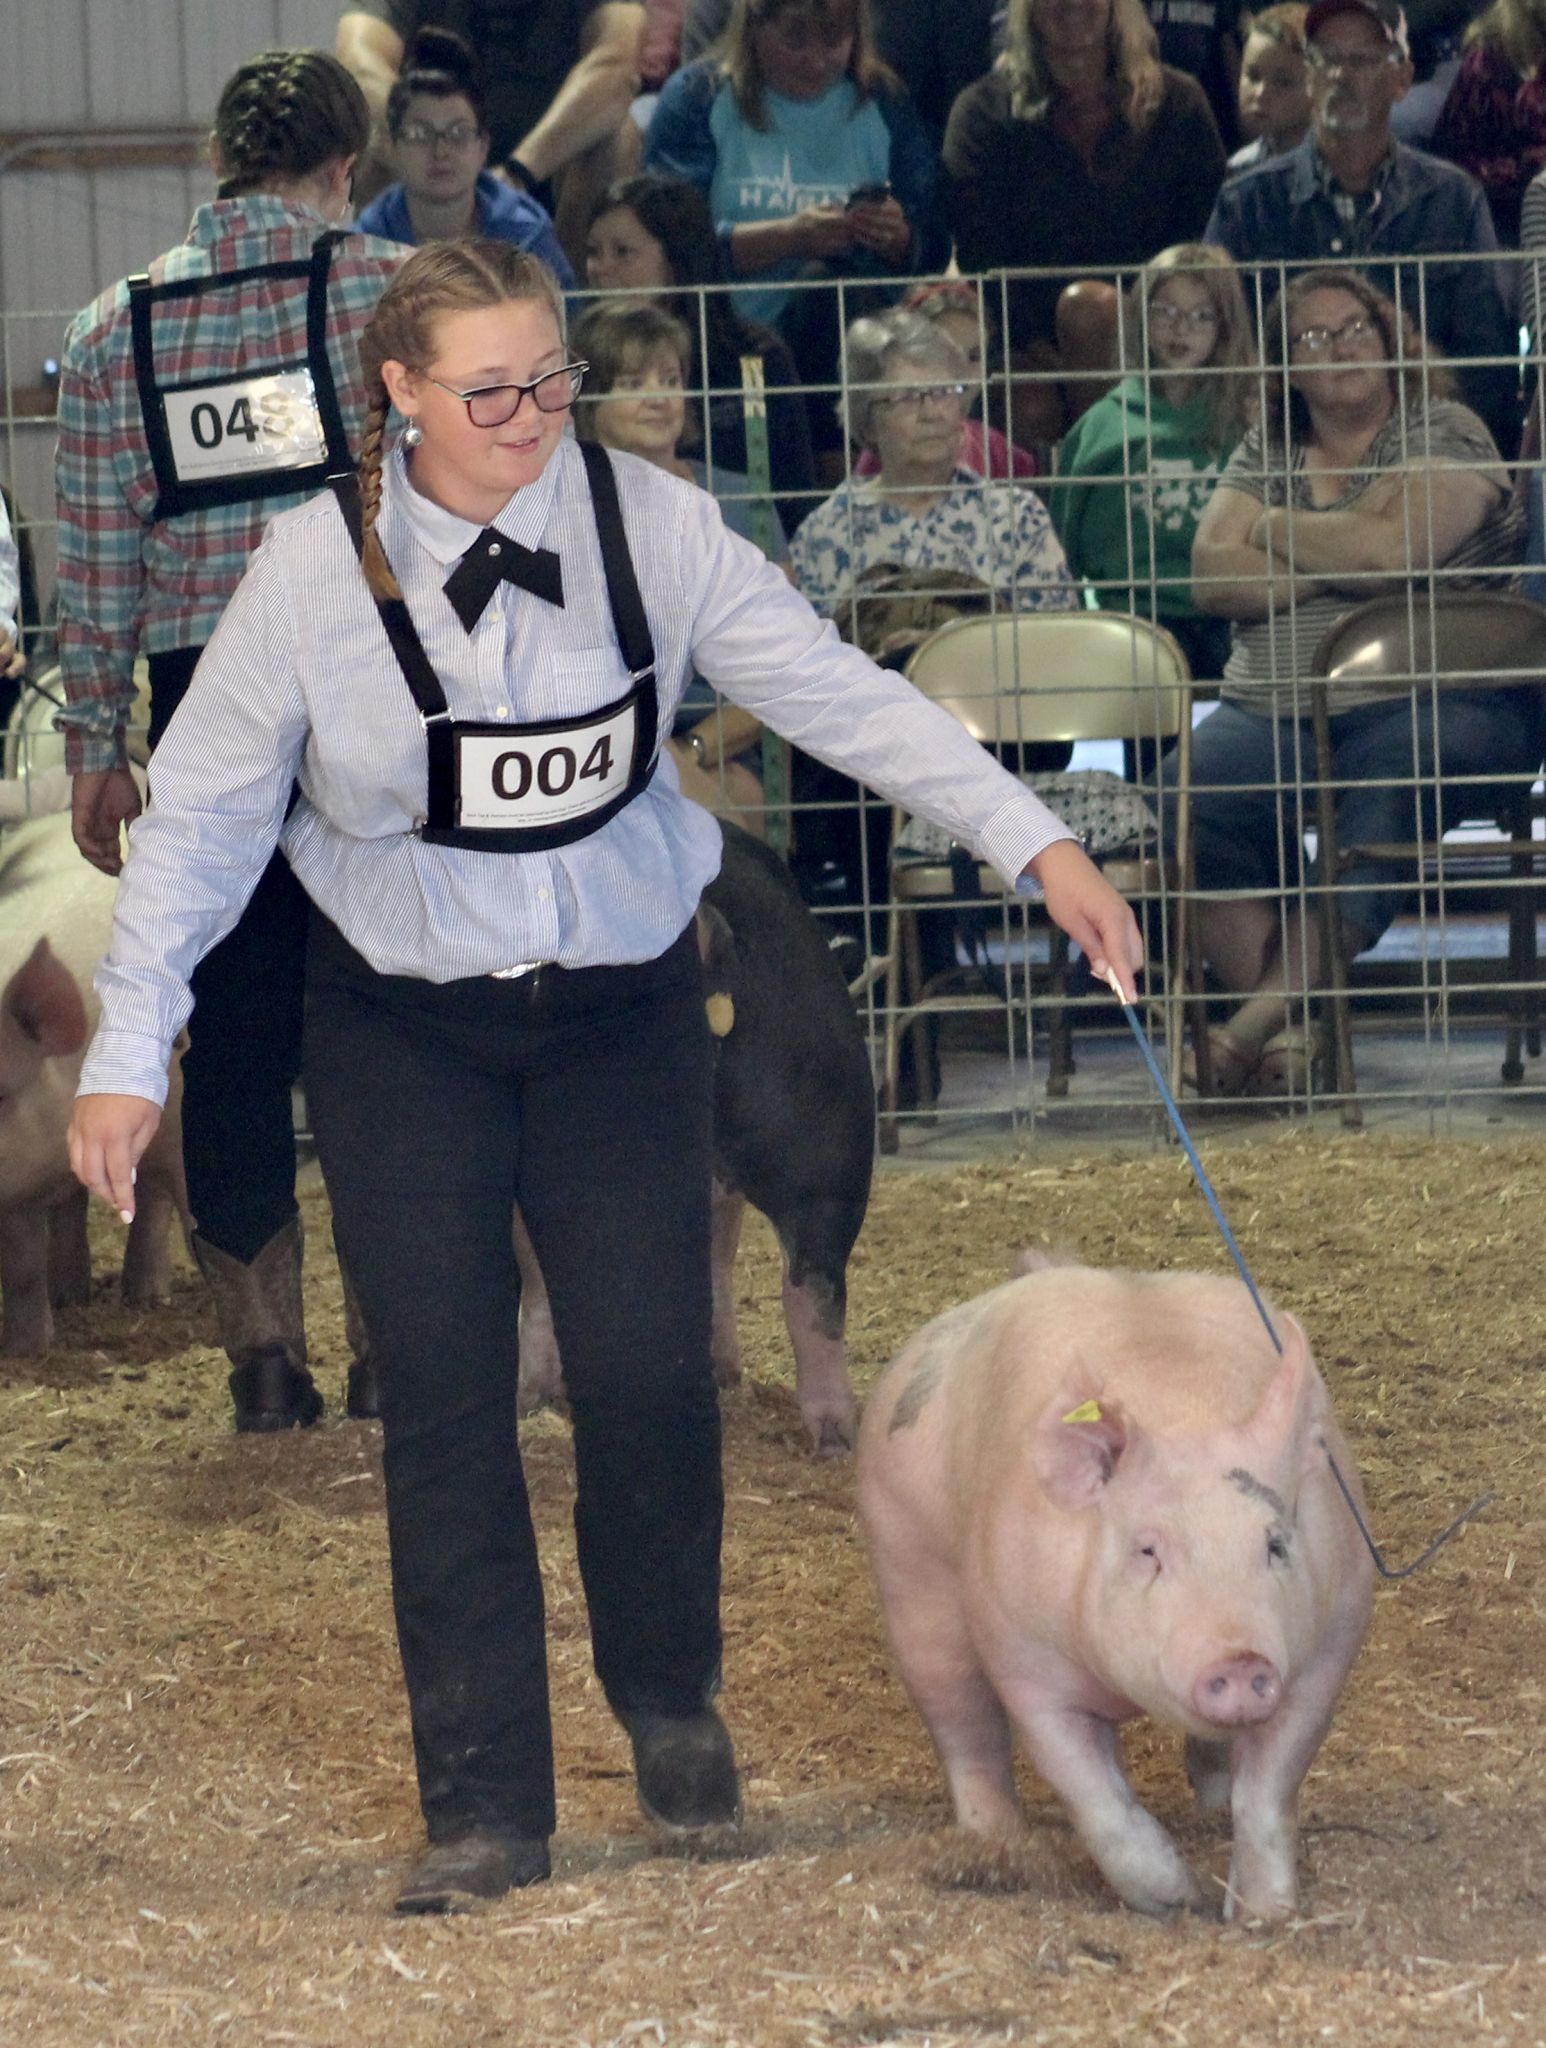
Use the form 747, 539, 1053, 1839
55, 195, 401, 773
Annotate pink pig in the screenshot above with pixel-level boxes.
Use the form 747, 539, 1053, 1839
856, 1255, 1374, 1922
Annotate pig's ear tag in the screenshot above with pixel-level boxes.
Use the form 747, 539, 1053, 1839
705, 993, 735, 1037
1062, 1400, 1103, 1425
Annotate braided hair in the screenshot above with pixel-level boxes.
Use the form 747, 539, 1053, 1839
213, 49, 369, 198
355, 240, 567, 599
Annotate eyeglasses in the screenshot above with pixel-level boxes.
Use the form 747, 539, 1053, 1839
873, 383, 967, 416
1149, 303, 1218, 329
426, 363, 588, 426
1305, 46, 1397, 74
1289, 314, 1378, 355
396, 119, 484, 149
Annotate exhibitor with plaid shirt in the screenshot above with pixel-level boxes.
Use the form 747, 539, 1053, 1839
54, 49, 401, 1434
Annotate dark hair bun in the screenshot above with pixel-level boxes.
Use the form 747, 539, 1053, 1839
406, 24, 476, 86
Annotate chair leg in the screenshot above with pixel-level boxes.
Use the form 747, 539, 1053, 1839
879, 895, 908, 1153
1503, 822, 1530, 1085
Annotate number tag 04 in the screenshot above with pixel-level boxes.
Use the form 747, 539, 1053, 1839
162, 370, 328, 484
456, 700, 638, 830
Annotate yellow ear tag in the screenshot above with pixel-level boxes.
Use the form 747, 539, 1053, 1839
705, 993, 735, 1038
1062, 1400, 1103, 1425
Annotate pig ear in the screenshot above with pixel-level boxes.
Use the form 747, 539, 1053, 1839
1245, 1314, 1328, 1469
4, 940, 89, 1059
1033, 1384, 1131, 1512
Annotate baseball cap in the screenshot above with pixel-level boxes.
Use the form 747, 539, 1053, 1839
1304, 0, 1410, 59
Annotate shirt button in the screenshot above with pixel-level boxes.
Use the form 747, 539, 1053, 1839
488, 541, 502, 557
496, 706, 509, 719
538, 887, 551, 901
1330, 238, 1343, 252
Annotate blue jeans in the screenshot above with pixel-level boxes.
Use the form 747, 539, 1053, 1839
1153, 689, 1545, 947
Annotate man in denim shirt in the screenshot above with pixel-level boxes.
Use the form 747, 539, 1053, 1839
1207, 0, 1518, 452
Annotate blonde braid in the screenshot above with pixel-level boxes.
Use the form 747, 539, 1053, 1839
356, 388, 402, 602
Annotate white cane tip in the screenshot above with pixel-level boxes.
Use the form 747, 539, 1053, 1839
1098, 965, 1125, 999
119, 1208, 134, 1225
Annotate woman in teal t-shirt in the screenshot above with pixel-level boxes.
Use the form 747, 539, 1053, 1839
1050, 244, 1254, 682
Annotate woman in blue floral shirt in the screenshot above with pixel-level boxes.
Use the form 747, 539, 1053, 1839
790, 306, 1076, 645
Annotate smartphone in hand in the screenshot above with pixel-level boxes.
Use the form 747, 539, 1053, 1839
846, 181, 892, 209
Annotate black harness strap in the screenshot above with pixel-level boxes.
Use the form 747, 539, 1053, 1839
327, 448, 662, 853
132, 231, 352, 520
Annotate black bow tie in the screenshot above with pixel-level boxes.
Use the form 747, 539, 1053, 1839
443, 528, 564, 631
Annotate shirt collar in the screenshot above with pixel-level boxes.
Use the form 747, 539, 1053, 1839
384, 433, 567, 566
184, 193, 336, 247
1309, 138, 1398, 207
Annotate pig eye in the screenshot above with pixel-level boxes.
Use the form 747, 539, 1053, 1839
1266, 1531, 1290, 1566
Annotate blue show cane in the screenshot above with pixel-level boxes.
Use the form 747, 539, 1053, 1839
1097, 969, 1283, 1357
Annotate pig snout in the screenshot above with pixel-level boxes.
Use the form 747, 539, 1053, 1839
1192, 1654, 1282, 1728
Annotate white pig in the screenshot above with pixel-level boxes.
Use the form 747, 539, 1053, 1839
0, 812, 187, 1354
856, 1256, 1374, 1922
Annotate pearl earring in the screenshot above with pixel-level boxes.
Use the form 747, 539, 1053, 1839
402, 420, 423, 448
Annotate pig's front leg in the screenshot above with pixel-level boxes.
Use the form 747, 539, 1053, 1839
121, 1172, 177, 1307
0, 1207, 53, 1355
48, 1186, 92, 1308
1184, 1735, 1234, 1815
777, 1199, 862, 1456
1016, 1702, 1203, 1917
513, 1205, 565, 1413
1224, 1622, 1365, 1922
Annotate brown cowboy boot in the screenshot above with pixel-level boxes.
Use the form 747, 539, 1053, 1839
192, 1214, 323, 1432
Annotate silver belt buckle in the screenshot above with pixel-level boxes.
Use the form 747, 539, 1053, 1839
491, 961, 541, 980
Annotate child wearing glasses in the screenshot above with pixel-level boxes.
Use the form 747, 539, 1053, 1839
357, 27, 575, 288
1050, 244, 1254, 683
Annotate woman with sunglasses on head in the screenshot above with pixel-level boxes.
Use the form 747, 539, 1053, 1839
356, 27, 575, 285
1171, 266, 1533, 1097
55, 48, 402, 1433
66, 239, 1141, 1917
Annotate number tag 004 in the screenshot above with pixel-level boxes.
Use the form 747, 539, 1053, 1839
457, 701, 638, 830
162, 370, 328, 484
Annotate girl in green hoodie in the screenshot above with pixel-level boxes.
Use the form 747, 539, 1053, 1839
1051, 244, 1254, 682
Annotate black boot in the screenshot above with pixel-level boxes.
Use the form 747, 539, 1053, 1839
394, 1828, 551, 1914
192, 1215, 323, 1432
623, 1706, 742, 1834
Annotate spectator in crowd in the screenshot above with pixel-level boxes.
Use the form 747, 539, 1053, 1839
1432, 0, 1546, 242
582, 171, 817, 528
1230, 2, 1312, 169
1172, 268, 1532, 1095
643, 0, 947, 458
680, 0, 1000, 146
570, 296, 786, 824
855, 280, 1041, 479
356, 27, 575, 283
335, 0, 646, 257
943, 0, 1227, 446
788, 306, 1076, 910
1052, 243, 1253, 682
54, 50, 400, 1431
1206, 0, 1519, 451
1145, 0, 1244, 147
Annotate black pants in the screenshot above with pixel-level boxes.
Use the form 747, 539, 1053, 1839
148, 648, 308, 1262
302, 911, 724, 1841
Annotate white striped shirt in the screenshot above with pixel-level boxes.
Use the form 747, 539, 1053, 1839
82, 437, 1072, 1105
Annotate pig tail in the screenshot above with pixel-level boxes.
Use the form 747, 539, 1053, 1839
356, 386, 402, 603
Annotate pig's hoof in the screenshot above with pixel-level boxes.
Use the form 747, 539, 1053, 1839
802, 1399, 857, 1458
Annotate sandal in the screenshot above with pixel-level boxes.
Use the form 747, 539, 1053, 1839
1182, 1026, 1261, 1099
1253, 1026, 1325, 1098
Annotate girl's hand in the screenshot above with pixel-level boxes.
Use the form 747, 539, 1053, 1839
794, 203, 857, 259
68, 1093, 163, 1222
846, 193, 909, 263
1025, 838, 1144, 1004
